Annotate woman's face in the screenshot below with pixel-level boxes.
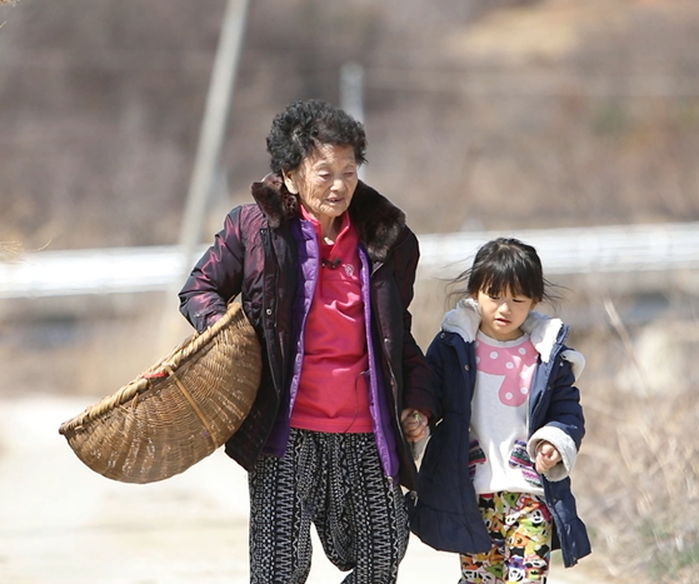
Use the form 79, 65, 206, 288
283, 143, 359, 227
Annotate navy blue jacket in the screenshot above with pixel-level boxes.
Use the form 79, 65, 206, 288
410, 299, 591, 568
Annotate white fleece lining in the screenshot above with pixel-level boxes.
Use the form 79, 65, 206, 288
560, 349, 586, 380
441, 299, 586, 380
441, 297, 481, 343
523, 312, 562, 363
527, 425, 578, 482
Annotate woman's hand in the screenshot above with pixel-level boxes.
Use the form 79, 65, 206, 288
400, 409, 429, 442
534, 440, 562, 473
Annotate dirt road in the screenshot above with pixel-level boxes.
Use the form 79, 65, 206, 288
0, 395, 585, 583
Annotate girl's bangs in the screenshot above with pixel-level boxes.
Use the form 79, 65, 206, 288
482, 265, 530, 299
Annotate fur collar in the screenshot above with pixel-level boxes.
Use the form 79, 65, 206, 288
250, 173, 405, 263
442, 297, 585, 378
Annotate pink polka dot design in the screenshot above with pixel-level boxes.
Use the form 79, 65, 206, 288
475, 342, 536, 407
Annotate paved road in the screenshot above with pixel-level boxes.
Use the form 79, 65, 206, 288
0, 395, 585, 583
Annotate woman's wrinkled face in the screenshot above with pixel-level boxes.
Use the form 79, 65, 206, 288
282, 143, 359, 226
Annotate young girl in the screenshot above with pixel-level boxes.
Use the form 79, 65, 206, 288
409, 237, 591, 583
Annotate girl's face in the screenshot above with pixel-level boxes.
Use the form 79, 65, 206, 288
475, 287, 536, 341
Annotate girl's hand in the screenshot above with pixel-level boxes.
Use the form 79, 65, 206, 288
535, 440, 562, 473
400, 409, 429, 442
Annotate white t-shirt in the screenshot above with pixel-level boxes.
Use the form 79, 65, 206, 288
470, 331, 544, 496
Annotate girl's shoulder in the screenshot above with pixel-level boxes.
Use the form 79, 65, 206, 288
439, 297, 481, 343
559, 346, 586, 381
519, 312, 587, 379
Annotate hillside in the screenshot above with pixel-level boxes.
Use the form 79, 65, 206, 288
1, 0, 698, 248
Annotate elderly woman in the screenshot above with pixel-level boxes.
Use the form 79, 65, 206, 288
179, 98, 431, 583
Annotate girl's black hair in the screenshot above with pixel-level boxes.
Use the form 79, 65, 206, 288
450, 237, 560, 304
266, 98, 367, 173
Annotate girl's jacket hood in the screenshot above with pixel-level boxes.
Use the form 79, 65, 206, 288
442, 297, 585, 380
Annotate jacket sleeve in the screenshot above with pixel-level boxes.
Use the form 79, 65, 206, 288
393, 227, 435, 416
178, 207, 245, 333
424, 335, 446, 423
527, 354, 586, 481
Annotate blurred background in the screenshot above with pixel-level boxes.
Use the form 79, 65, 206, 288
1, 1, 698, 583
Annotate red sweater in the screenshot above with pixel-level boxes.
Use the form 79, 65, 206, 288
290, 209, 374, 433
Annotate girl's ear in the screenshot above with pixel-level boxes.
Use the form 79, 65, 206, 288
282, 170, 299, 194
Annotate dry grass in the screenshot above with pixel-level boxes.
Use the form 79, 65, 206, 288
444, 0, 631, 63
0, 241, 22, 262
571, 323, 699, 584
0, 309, 164, 399
577, 390, 698, 583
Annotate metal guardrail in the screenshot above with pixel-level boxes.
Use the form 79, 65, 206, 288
1, 222, 697, 299
0, 245, 192, 299
417, 222, 699, 276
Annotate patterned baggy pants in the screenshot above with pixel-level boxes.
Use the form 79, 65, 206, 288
248, 428, 409, 584
459, 492, 553, 584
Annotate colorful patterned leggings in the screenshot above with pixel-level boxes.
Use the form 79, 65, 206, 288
459, 492, 553, 584
248, 429, 409, 584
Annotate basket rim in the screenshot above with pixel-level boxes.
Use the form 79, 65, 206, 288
58, 302, 248, 435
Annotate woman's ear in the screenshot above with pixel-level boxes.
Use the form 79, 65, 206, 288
282, 170, 299, 194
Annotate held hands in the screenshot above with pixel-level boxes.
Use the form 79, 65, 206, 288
400, 409, 429, 443
534, 440, 562, 474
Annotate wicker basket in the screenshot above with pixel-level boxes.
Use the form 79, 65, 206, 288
59, 302, 261, 484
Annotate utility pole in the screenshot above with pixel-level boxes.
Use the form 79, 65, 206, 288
159, 0, 250, 351
340, 61, 366, 180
